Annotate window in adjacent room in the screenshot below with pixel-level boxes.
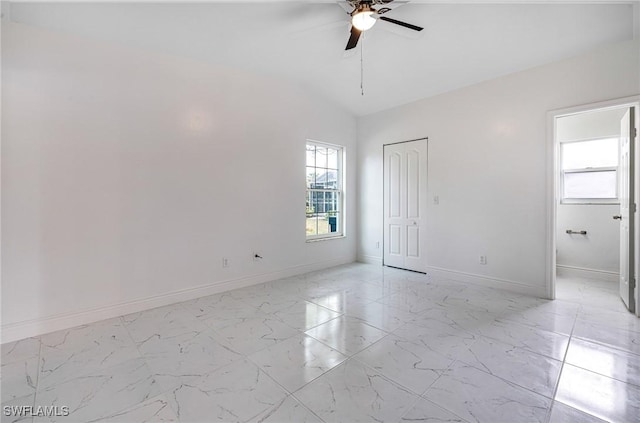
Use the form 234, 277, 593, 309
560, 137, 618, 203
306, 141, 344, 240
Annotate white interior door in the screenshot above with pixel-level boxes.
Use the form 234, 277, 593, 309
619, 107, 636, 313
383, 140, 427, 272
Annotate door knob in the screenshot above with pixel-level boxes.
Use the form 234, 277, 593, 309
613, 215, 622, 220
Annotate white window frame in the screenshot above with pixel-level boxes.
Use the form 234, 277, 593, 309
306, 140, 344, 241
559, 137, 619, 205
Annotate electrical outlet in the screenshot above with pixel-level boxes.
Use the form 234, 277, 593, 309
222, 258, 229, 268
479, 255, 487, 265
376, 241, 380, 249
433, 195, 439, 205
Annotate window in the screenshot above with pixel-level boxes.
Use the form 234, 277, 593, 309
306, 141, 343, 240
560, 137, 618, 203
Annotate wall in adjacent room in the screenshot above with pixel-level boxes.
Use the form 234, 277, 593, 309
1, 23, 357, 342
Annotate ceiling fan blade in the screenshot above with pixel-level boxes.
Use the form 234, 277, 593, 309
345, 26, 362, 50
337, 1, 354, 14
378, 16, 423, 32
376, 1, 410, 15
289, 20, 350, 40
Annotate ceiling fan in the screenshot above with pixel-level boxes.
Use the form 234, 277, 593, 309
343, 0, 423, 50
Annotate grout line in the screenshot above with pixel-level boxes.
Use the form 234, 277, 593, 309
544, 302, 579, 422
33, 338, 42, 409
116, 313, 193, 421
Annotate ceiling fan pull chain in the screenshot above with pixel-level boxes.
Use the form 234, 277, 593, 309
360, 32, 365, 96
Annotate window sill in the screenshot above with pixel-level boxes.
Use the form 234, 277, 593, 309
560, 199, 620, 205
306, 235, 346, 243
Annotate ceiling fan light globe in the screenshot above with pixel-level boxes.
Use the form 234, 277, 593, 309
352, 11, 376, 31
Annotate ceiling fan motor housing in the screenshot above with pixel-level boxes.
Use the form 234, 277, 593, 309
345, 0, 424, 50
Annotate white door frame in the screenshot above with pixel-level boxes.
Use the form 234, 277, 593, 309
383, 137, 429, 272
546, 95, 640, 316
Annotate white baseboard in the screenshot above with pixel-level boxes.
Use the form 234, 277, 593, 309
426, 266, 548, 298
1, 257, 352, 344
556, 265, 619, 282
357, 254, 383, 265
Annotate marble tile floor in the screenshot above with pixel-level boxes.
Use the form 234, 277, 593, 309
2, 263, 639, 422
556, 273, 630, 314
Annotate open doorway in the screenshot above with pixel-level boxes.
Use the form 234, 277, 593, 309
548, 97, 639, 316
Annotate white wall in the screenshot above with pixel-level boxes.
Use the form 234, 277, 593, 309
1, 23, 357, 342
357, 39, 640, 296
556, 108, 626, 275
556, 205, 619, 273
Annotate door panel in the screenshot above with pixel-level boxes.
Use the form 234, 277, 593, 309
619, 107, 636, 313
383, 140, 427, 272
389, 153, 402, 218
389, 225, 402, 256
407, 226, 420, 258
407, 149, 420, 219
384, 148, 406, 268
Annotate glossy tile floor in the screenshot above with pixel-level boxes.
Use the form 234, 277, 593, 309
2, 263, 639, 422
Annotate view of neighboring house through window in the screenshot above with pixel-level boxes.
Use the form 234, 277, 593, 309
306, 141, 343, 239
561, 137, 619, 203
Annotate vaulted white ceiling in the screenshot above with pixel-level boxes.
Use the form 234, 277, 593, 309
4, 1, 636, 115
